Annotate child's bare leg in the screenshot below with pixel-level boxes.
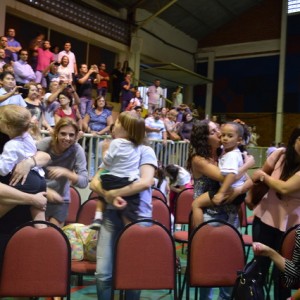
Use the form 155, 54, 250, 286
0, 203, 16, 218
30, 206, 47, 229
192, 192, 212, 227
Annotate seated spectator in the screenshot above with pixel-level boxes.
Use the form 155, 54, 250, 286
23, 82, 52, 132
6, 28, 22, 61
13, 49, 36, 85
0, 49, 6, 72
164, 109, 181, 140
126, 90, 143, 111
54, 90, 82, 132
0, 36, 14, 64
0, 71, 26, 107
2, 62, 14, 73
176, 104, 191, 123
134, 105, 143, 117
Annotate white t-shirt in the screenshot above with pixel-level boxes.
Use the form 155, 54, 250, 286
219, 148, 245, 188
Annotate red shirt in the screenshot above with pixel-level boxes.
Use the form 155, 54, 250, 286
97, 70, 109, 88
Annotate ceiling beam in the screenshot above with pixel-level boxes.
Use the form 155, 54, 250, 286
135, 0, 178, 31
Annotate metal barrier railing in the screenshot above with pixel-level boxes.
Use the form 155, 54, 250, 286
40, 131, 268, 176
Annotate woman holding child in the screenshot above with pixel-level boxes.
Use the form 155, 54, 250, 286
90, 110, 157, 300
187, 119, 254, 300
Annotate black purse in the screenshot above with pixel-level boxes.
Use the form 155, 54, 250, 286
231, 259, 265, 300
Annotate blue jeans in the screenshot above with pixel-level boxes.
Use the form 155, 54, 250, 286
199, 210, 239, 300
95, 209, 141, 300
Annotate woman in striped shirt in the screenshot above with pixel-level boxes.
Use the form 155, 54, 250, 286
253, 227, 300, 288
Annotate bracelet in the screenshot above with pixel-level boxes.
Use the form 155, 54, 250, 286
30, 156, 37, 168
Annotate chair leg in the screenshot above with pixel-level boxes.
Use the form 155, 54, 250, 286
78, 275, 83, 286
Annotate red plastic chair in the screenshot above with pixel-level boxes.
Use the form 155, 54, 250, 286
173, 188, 194, 253
152, 197, 172, 232
111, 219, 178, 299
184, 219, 245, 299
152, 187, 168, 203
76, 198, 97, 225
239, 202, 253, 260
65, 186, 81, 225
0, 221, 71, 299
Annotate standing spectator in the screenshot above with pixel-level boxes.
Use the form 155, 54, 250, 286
110, 61, 123, 103
96, 63, 110, 97
34, 40, 54, 88
13, 49, 36, 85
57, 55, 73, 84
51, 45, 60, 61
75, 63, 98, 118
43, 79, 66, 128
0, 71, 26, 107
248, 126, 300, 299
6, 28, 22, 61
120, 73, 135, 112
57, 42, 77, 76
266, 141, 277, 157
248, 125, 260, 147
121, 60, 133, 76
0, 36, 14, 64
172, 85, 183, 107
145, 108, 167, 160
178, 112, 195, 142
147, 79, 164, 114
45, 61, 60, 87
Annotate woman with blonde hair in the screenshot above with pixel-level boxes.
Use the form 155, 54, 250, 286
37, 117, 88, 227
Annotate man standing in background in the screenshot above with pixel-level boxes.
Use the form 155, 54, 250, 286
147, 79, 164, 114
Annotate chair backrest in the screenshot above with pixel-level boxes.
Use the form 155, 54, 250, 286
88, 190, 99, 200
280, 224, 300, 288
65, 186, 81, 224
152, 197, 171, 232
152, 187, 167, 203
187, 219, 245, 288
0, 221, 71, 298
174, 187, 194, 224
112, 219, 177, 296
76, 199, 97, 225
239, 201, 248, 229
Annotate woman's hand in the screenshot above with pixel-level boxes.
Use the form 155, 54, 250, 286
47, 166, 70, 179
242, 152, 255, 169
10, 158, 34, 186
46, 188, 64, 203
252, 242, 273, 257
112, 197, 127, 210
31, 192, 48, 210
252, 169, 265, 183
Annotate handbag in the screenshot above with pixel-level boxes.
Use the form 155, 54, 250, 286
245, 181, 269, 207
231, 259, 264, 300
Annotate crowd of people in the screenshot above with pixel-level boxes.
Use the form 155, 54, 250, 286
0, 27, 299, 300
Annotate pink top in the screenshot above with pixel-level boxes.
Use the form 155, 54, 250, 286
254, 148, 300, 232
36, 48, 54, 71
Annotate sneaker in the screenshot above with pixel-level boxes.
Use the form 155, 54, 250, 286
89, 219, 102, 230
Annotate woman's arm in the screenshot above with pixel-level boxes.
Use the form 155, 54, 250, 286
82, 114, 90, 132
47, 144, 88, 188
90, 164, 155, 204
253, 242, 285, 272
54, 113, 61, 125
97, 115, 113, 135
10, 151, 51, 186
0, 183, 47, 210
